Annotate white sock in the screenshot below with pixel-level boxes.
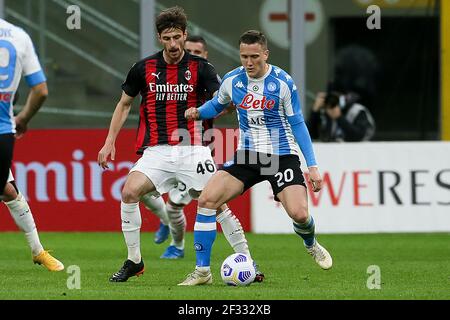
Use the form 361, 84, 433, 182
25, 229, 44, 256
121, 201, 142, 264
167, 202, 186, 249
141, 194, 169, 225
5, 193, 44, 256
196, 266, 211, 273
217, 208, 250, 257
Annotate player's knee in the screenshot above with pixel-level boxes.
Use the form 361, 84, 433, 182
2, 183, 17, 202
121, 186, 141, 203
198, 194, 220, 210
290, 205, 309, 224
197, 195, 209, 209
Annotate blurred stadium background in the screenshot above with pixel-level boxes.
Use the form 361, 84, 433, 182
0, 0, 449, 300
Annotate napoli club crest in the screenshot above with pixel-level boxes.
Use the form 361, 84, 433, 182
185, 70, 192, 81
267, 82, 277, 92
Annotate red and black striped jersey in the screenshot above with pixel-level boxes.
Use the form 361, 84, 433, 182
122, 50, 220, 154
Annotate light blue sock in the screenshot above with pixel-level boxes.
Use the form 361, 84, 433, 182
293, 215, 316, 247
194, 207, 217, 267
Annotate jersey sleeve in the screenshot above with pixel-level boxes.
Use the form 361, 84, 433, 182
282, 74, 317, 167
282, 76, 304, 121
217, 78, 232, 105
199, 60, 221, 96
22, 32, 46, 87
121, 62, 145, 97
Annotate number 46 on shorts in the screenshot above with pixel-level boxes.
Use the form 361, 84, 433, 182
196, 160, 216, 175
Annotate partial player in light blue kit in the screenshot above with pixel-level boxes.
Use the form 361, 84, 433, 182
0, 18, 63, 271
0, 18, 47, 197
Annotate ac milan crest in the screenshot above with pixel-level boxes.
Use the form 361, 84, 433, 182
185, 70, 192, 81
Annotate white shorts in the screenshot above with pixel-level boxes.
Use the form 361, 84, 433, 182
130, 145, 216, 199
7, 170, 13, 182
168, 182, 192, 206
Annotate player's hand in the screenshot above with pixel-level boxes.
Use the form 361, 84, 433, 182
185, 107, 199, 120
97, 143, 115, 170
308, 166, 323, 192
14, 115, 28, 139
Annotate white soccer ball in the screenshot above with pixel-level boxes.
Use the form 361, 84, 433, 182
220, 253, 256, 286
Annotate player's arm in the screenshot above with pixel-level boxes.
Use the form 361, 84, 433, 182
186, 60, 230, 120
216, 102, 236, 118
15, 82, 48, 138
185, 94, 229, 120
284, 83, 322, 192
205, 90, 236, 119
186, 93, 233, 121
15, 32, 48, 138
288, 116, 322, 192
186, 67, 232, 121
98, 62, 144, 169
97, 92, 134, 169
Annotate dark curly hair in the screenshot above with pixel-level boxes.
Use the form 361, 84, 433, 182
155, 6, 187, 34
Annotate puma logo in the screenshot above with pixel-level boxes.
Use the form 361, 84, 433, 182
151, 72, 161, 80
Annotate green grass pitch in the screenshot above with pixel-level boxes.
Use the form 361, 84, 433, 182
0, 232, 448, 300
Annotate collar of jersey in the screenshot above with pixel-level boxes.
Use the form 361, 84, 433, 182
246, 64, 273, 81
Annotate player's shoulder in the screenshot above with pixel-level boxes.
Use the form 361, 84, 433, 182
137, 51, 162, 65
269, 64, 296, 91
0, 19, 31, 41
186, 52, 218, 72
186, 51, 208, 63
222, 66, 246, 82
269, 65, 293, 83
128, 51, 161, 72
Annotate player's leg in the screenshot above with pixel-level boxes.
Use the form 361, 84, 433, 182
2, 181, 43, 256
0, 133, 14, 200
110, 171, 156, 282
178, 170, 245, 285
141, 194, 170, 244
216, 203, 249, 256
275, 181, 332, 270
216, 203, 265, 282
160, 186, 190, 259
3, 175, 64, 271
179, 150, 262, 285
112, 146, 178, 282
159, 198, 186, 258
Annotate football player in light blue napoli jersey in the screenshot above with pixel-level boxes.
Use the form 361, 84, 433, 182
0, 18, 47, 197
180, 30, 332, 286
0, 19, 63, 271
